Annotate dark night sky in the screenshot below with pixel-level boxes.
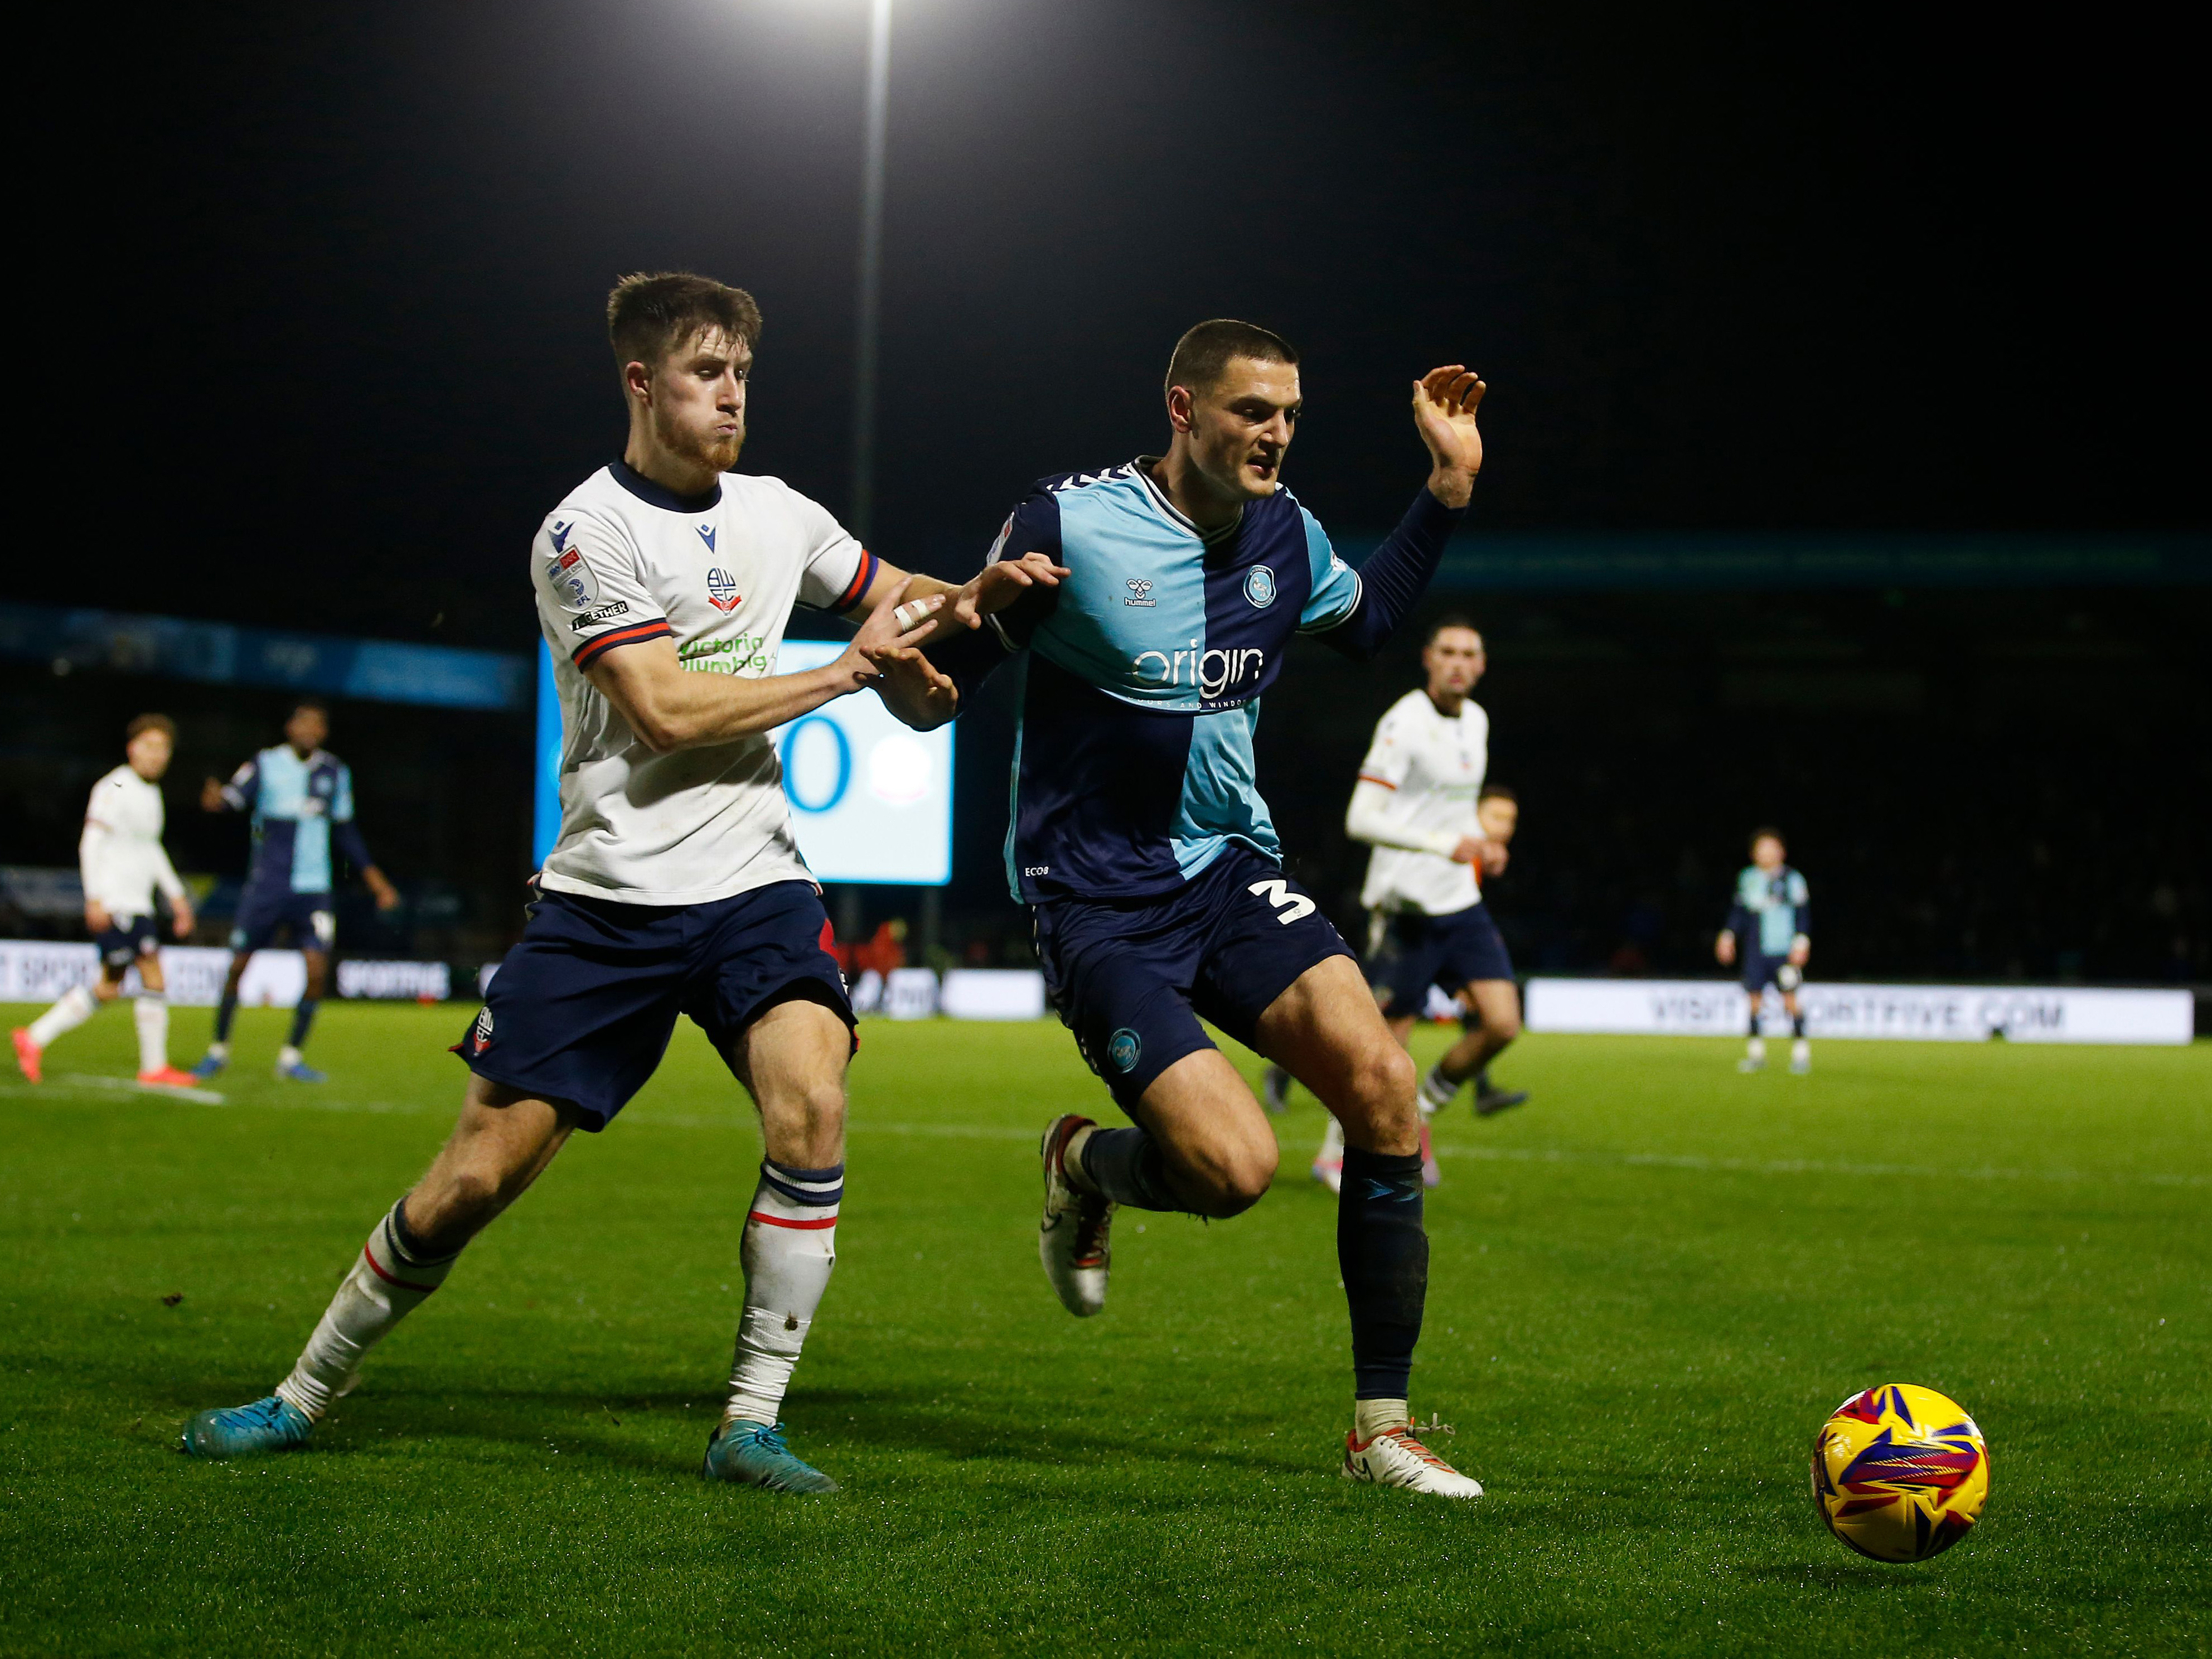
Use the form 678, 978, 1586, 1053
34, 1, 2201, 652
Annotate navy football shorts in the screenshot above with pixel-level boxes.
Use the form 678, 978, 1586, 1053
230, 887, 335, 953
1743, 951, 1801, 994
1031, 844, 1353, 1112
452, 881, 855, 1131
1367, 902, 1515, 1017
96, 914, 161, 975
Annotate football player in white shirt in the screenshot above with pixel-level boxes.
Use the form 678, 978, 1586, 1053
181, 271, 1051, 1487
13, 715, 199, 1090
1280, 621, 1528, 1193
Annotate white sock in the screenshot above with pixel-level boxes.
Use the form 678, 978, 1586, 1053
134, 996, 170, 1075
1355, 1397, 1411, 1442
275, 1202, 460, 1419
277, 1044, 303, 1070
724, 1159, 842, 1428
29, 985, 98, 1048
1793, 1039, 1811, 1062
1315, 1115, 1346, 1164
206, 1041, 231, 1061
1420, 1065, 1459, 1110
1746, 1036, 1766, 1062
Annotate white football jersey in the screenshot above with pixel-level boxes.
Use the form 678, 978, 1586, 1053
81, 765, 186, 920
1356, 689, 1489, 915
533, 462, 878, 906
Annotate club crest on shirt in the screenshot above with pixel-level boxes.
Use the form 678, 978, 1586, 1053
1244, 565, 1277, 608
706, 568, 742, 611
546, 546, 598, 611
1124, 578, 1155, 608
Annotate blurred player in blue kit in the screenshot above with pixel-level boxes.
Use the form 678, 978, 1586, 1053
1717, 826, 1812, 1073
192, 699, 400, 1083
912, 321, 1491, 1497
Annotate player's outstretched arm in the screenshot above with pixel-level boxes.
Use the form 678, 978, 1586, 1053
587, 585, 944, 753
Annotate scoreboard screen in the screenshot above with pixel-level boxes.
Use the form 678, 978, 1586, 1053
534, 638, 953, 886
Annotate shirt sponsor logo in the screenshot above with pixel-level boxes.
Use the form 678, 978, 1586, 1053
680, 635, 771, 676
706, 567, 742, 612
546, 545, 597, 610
1243, 565, 1277, 608
1131, 642, 1266, 700
572, 601, 630, 631
1124, 578, 1155, 608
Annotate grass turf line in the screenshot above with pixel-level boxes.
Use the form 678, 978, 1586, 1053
2, 1002, 2206, 1656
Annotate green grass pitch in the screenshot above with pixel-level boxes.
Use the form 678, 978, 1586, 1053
3, 1002, 2206, 1656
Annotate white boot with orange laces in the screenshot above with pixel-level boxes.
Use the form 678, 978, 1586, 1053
1342, 1399, 1484, 1498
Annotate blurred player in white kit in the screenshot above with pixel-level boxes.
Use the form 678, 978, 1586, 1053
12, 715, 199, 1090
1272, 620, 1528, 1191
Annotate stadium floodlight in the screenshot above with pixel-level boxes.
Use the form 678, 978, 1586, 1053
850, 0, 894, 541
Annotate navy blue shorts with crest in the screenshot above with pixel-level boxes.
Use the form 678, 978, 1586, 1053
453, 882, 855, 1131
96, 915, 161, 974
1031, 843, 1353, 1111
230, 887, 335, 953
1367, 902, 1514, 1016
1741, 951, 1800, 994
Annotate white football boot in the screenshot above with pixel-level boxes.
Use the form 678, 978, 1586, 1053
1038, 1114, 1113, 1317
1342, 1424, 1484, 1498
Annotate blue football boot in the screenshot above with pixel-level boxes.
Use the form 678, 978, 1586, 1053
701, 1420, 839, 1493
181, 1394, 314, 1459
190, 1049, 228, 1081
276, 1058, 327, 1084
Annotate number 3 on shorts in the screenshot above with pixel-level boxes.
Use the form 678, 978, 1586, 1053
1247, 878, 1316, 925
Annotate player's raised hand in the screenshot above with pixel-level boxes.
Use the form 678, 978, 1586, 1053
950, 552, 1071, 631
1412, 364, 1486, 507
199, 777, 226, 813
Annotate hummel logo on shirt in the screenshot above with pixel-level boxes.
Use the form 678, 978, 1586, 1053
1125, 579, 1155, 608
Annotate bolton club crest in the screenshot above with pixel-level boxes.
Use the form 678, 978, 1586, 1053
706, 567, 742, 612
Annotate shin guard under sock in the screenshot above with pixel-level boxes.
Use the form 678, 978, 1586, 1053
28, 985, 98, 1048
1338, 1147, 1429, 1400
726, 1159, 842, 1426
1078, 1125, 1184, 1212
133, 995, 170, 1074
275, 1200, 461, 1419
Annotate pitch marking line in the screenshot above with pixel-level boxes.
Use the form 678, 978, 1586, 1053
4, 1080, 2200, 1188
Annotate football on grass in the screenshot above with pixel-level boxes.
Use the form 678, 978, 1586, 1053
1811, 1383, 1990, 1562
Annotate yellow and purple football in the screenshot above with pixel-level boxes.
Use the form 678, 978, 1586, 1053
1811, 1383, 1990, 1563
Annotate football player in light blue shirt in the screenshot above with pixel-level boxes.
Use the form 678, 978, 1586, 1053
192, 699, 399, 1082
1716, 826, 1813, 1073
912, 320, 1490, 1496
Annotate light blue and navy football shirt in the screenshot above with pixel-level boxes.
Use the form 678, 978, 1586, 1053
956, 460, 1401, 903
220, 746, 374, 898
1727, 864, 1812, 957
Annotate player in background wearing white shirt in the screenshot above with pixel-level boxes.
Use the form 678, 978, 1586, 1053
181, 272, 1043, 1487
13, 715, 199, 1090
1276, 621, 1529, 1192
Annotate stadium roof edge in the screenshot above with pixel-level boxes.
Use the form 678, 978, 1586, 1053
1377, 530, 2212, 592
0, 603, 529, 712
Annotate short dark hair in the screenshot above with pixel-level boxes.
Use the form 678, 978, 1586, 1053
1750, 825, 1785, 850
1426, 614, 1482, 647
607, 272, 763, 377
1165, 318, 1298, 400
1478, 783, 1517, 805
125, 713, 175, 744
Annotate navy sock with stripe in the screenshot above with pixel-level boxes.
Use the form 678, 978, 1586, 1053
1338, 1147, 1429, 1401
